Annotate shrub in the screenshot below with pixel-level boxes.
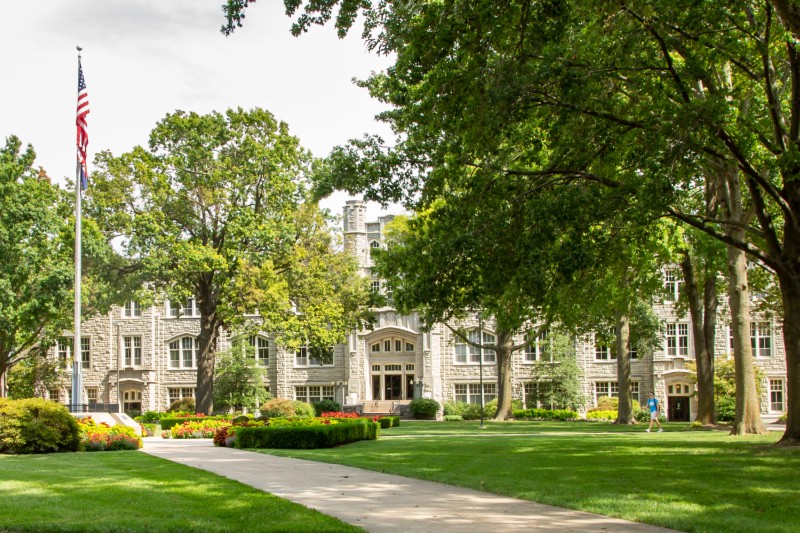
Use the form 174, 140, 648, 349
512, 408, 579, 421
376, 416, 400, 429
260, 398, 296, 418
483, 398, 524, 418
320, 411, 360, 419
585, 410, 617, 421
716, 396, 736, 422
595, 396, 619, 411
168, 397, 195, 413
232, 415, 250, 425
409, 398, 440, 419
443, 415, 463, 421
76, 417, 143, 451
158, 415, 228, 431
140, 423, 157, 436
292, 401, 316, 418
312, 399, 341, 416
0, 398, 81, 454
170, 419, 231, 439
136, 411, 163, 424
442, 401, 464, 416
777, 412, 787, 423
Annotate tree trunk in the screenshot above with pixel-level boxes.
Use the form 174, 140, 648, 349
0, 367, 6, 398
492, 328, 515, 420
727, 243, 766, 435
778, 272, 800, 445
615, 311, 634, 424
681, 252, 717, 425
195, 286, 221, 415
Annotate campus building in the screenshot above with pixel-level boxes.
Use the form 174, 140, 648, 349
44, 201, 788, 421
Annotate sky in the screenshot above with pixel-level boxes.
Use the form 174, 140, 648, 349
0, 0, 397, 219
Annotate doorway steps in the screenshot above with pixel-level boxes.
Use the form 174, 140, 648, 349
362, 400, 412, 418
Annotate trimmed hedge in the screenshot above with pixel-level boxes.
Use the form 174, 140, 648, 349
159, 415, 230, 431
235, 419, 379, 449
0, 398, 81, 454
585, 410, 617, 421
513, 408, 579, 421
376, 416, 400, 429
409, 398, 440, 419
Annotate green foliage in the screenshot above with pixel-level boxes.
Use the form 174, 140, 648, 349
135, 411, 163, 423
77, 417, 143, 451
168, 397, 195, 413
376, 416, 400, 429
7, 356, 63, 399
213, 345, 266, 412
713, 357, 766, 422
585, 410, 617, 421
443, 415, 463, 421
312, 399, 341, 416
235, 419, 379, 448
159, 415, 230, 431
593, 397, 619, 412
484, 398, 523, 418
0, 398, 81, 454
526, 330, 586, 411
260, 398, 298, 418
408, 398, 440, 419
292, 401, 316, 418
88, 108, 371, 414
513, 408, 579, 421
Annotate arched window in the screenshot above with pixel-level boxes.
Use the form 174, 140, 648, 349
169, 337, 199, 369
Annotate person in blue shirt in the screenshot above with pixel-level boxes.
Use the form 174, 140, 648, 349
646, 392, 663, 432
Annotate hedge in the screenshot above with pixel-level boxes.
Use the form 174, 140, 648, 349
235, 419, 379, 449
376, 416, 400, 429
159, 415, 230, 430
513, 408, 579, 421
0, 398, 81, 454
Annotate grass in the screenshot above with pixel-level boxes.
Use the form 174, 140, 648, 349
0, 450, 360, 533
251, 421, 800, 533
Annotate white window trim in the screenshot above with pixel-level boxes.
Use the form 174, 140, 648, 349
453, 329, 496, 365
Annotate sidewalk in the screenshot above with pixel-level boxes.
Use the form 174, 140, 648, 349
141, 438, 677, 533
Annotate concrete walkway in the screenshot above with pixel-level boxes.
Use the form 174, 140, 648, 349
141, 438, 677, 533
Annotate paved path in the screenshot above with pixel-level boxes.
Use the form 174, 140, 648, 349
141, 438, 677, 533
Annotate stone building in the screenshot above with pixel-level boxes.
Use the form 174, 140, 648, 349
44, 201, 788, 421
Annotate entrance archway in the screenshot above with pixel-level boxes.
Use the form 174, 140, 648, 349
667, 382, 692, 422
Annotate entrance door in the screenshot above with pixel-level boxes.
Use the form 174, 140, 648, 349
372, 375, 382, 400
385, 375, 403, 400
668, 396, 690, 422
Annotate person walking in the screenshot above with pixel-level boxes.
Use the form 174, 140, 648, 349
646, 392, 663, 432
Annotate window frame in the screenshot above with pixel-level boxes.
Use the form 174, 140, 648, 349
453, 329, 496, 364
168, 336, 199, 369
123, 336, 142, 367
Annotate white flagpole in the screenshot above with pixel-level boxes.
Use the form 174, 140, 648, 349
71, 46, 84, 412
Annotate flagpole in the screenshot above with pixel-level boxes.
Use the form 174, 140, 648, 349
72, 46, 84, 412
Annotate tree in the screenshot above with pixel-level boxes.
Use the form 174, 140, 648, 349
0, 137, 74, 397
88, 108, 370, 414
526, 329, 585, 411
213, 341, 268, 412
227, 1, 800, 443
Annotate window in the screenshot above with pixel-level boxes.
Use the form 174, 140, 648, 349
405, 342, 415, 352
124, 336, 142, 367
385, 364, 402, 372
668, 383, 691, 395
295, 346, 333, 367
86, 388, 98, 407
769, 380, 784, 412
406, 364, 415, 371
295, 385, 335, 403
122, 390, 142, 413
595, 343, 615, 361
370, 280, 381, 293
664, 268, 683, 301
373, 338, 413, 354
371, 343, 381, 352
631, 381, 640, 403
168, 297, 198, 317
454, 330, 496, 364
169, 337, 198, 369
524, 329, 549, 362
751, 322, 772, 357
594, 381, 619, 404
168, 387, 195, 405
454, 383, 496, 404
369, 240, 381, 256
122, 301, 141, 318
57, 337, 90, 368
48, 388, 61, 402
249, 336, 269, 366
666, 323, 689, 357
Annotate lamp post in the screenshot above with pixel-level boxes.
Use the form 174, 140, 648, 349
478, 312, 485, 429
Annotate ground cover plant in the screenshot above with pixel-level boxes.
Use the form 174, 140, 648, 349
0, 450, 359, 532
253, 421, 800, 533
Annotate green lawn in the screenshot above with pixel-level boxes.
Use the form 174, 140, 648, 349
0, 450, 360, 533
253, 421, 800, 533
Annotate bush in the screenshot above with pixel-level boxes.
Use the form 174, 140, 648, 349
777, 412, 787, 424
312, 399, 341, 416
260, 398, 296, 418
235, 419, 379, 449
0, 398, 81, 454
716, 396, 735, 422
76, 416, 143, 451
140, 423, 157, 436
443, 415, 463, 421
168, 397, 195, 413
409, 398, 440, 419
483, 398, 524, 418
595, 396, 619, 411
461, 402, 486, 420
136, 411, 163, 424
159, 415, 229, 431
376, 416, 400, 429
512, 408, 579, 421
442, 401, 464, 416
585, 410, 617, 421
320, 411, 360, 419
634, 409, 666, 424
292, 401, 316, 418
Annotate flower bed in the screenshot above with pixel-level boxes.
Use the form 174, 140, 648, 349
158, 414, 230, 431
162, 419, 232, 439
77, 417, 142, 451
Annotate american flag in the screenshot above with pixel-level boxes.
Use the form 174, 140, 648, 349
76, 60, 89, 190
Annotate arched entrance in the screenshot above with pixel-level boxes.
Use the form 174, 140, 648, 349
666, 382, 692, 422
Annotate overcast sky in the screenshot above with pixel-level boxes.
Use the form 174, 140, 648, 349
0, 0, 397, 219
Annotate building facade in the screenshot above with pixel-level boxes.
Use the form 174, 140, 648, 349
44, 200, 788, 421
